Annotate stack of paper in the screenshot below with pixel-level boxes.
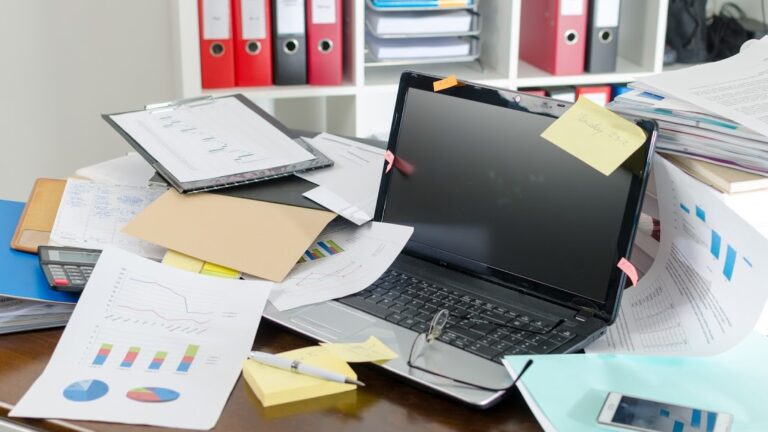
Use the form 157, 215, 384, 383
0, 297, 73, 334
367, 34, 471, 60
366, 10, 473, 36
610, 37, 768, 176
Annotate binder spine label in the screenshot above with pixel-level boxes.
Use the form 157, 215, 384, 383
595, 0, 620, 27
202, 0, 231, 39
276, 0, 306, 35
242, 0, 267, 39
560, 0, 584, 16
312, 0, 337, 25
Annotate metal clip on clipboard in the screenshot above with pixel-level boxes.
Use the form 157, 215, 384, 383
144, 96, 216, 114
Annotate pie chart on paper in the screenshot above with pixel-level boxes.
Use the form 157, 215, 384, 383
63, 379, 109, 402
126, 387, 180, 403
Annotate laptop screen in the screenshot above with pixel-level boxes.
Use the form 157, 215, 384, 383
378, 79, 653, 312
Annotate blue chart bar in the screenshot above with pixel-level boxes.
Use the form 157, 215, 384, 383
691, 409, 702, 428
680, 203, 691, 214
660, 408, 670, 418
695, 205, 706, 222
724, 245, 737, 281
707, 412, 718, 432
710, 230, 722, 259
672, 420, 684, 432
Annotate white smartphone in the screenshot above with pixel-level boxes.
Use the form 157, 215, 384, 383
597, 392, 733, 432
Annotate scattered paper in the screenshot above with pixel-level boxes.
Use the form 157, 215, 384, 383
242, 346, 356, 407
637, 37, 768, 138
50, 179, 166, 259
587, 156, 768, 355
122, 190, 336, 282
320, 336, 398, 363
269, 222, 413, 311
10, 247, 272, 430
109, 97, 315, 183
540, 97, 646, 176
75, 153, 155, 188
504, 332, 768, 432
297, 134, 385, 225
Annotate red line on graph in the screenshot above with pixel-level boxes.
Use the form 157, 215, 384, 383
115, 305, 211, 325
127, 278, 213, 315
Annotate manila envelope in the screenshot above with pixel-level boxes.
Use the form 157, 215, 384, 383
122, 190, 336, 282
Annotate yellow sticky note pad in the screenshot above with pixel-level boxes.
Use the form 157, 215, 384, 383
540, 97, 646, 176
200, 262, 241, 279
162, 250, 204, 273
320, 336, 398, 363
242, 347, 357, 407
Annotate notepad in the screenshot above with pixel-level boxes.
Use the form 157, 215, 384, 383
320, 336, 398, 363
242, 346, 357, 407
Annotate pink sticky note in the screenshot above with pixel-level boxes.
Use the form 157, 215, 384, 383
617, 257, 639, 287
384, 150, 395, 173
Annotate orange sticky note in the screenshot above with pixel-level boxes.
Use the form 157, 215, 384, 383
617, 258, 639, 287
433, 75, 459, 92
384, 150, 395, 173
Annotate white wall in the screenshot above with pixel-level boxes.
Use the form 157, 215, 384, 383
0, 0, 178, 201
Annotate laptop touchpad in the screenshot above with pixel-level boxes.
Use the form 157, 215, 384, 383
289, 302, 376, 341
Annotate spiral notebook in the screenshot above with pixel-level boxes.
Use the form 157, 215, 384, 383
102, 94, 333, 194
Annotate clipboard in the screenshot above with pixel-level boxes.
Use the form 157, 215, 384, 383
11, 178, 66, 253
102, 94, 333, 194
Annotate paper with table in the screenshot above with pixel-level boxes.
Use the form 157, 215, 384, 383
267, 221, 414, 311
586, 155, 768, 355
503, 332, 768, 432
540, 97, 646, 176
122, 190, 336, 282
635, 36, 768, 137
297, 133, 385, 225
49, 179, 166, 260
10, 247, 272, 430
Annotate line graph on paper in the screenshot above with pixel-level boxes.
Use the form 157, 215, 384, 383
103, 267, 229, 335
287, 262, 364, 287
629, 280, 689, 353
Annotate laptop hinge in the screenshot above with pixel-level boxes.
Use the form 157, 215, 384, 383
574, 307, 597, 322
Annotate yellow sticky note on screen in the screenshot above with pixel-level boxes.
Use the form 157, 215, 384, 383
320, 336, 398, 363
540, 97, 646, 176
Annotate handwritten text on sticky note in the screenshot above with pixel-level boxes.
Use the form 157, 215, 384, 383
320, 336, 398, 363
540, 97, 646, 176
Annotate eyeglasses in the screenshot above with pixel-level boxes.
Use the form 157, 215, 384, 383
406, 309, 560, 391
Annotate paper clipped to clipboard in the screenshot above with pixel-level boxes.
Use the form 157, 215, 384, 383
540, 97, 646, 176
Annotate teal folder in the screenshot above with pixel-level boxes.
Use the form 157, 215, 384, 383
0, 200, 79, 303
504, 333, 768, 431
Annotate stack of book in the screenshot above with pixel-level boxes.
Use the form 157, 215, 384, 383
0, 297, 73, 335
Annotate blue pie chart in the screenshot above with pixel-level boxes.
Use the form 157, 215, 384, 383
63, 379, 109, 402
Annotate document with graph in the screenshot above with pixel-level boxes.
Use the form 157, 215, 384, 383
50, 179, 166, 260
11, 247, 272, 429
586, 156, 768, 356
104, 94, 332, 193
267, 221, 413, 311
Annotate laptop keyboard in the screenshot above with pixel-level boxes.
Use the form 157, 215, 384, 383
337, 269, 576, 363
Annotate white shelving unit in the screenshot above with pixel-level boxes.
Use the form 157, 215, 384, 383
170, 0, 669, 138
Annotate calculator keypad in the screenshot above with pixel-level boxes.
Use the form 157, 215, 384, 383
46, 264, 92, 289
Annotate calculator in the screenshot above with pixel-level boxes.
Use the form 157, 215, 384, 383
38, 246, 102, 292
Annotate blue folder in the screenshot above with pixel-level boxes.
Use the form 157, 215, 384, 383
0, 200, 79, 303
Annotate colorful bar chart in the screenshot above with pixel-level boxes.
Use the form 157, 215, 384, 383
92, 343, 113, 366
120, 346, 141, 368
176, 344, 199, 373
301, 240, 345, 262
318, 240, 343, 255
148, 351, 167, 371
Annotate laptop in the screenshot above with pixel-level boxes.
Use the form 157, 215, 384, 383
263, 71, 658, 408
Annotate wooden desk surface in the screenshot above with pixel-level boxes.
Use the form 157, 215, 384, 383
0, 321, 542, 432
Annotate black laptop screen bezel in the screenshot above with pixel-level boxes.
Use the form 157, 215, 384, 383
374, 71, 657, 323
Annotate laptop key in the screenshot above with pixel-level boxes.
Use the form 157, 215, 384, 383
386, 313, 407, 324
389, 303, 408, 313
445, 327, 477, 340
337, 296, 392, 319
401, 317, 418, 328
531, 340, 559, 354
480, 310, 509, 324
467, 344, 501, 360
411, 322, 429, 333
469, 322, 497, 335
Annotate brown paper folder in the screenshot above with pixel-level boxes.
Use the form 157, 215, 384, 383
122, 190, 336, 282
11, 178, 66, 253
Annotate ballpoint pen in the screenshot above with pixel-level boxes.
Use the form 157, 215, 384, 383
248, 350, 366, 387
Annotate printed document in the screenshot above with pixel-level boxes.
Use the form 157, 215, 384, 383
587, 156, 768, 355
298, 133, 385, 225
50, 179, 166, 259
11, 247, 272, 430
637, 37, 768, 137
109, 97, 314, 183
268, 221, 413, 311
